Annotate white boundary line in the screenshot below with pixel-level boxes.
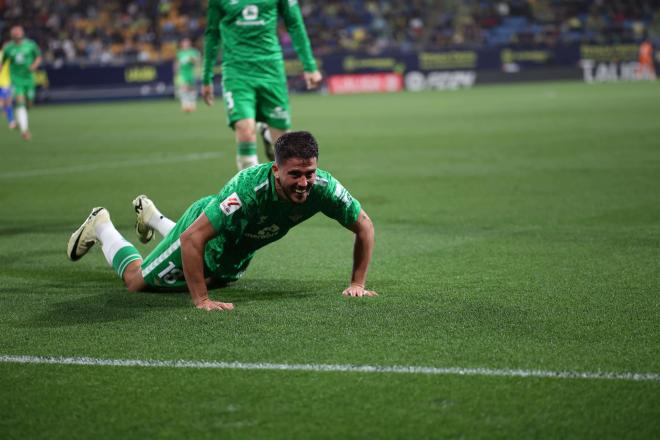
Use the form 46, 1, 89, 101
1, 355, 658, 382
0, 152, 223, 179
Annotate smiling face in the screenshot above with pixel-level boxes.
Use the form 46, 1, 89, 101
273, 157, 318, 204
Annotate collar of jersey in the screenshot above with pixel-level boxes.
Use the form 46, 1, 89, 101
268, 167, 280, 202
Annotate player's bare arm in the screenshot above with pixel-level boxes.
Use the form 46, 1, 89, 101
180, 213, 234, 311
343, 209, 377, 298
30, 55, 42, 72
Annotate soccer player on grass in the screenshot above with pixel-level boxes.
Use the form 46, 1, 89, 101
67, 131, 377, 311
2, 26, 41, 140
201, 0, 322, 171
0, 46, 17, 130
174, 38, 201, 113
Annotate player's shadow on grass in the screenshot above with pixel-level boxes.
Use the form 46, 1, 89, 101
24, 292, 189, 328
23, 279, 328, 327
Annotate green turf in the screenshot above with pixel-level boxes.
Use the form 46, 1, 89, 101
0, 82, 659, 439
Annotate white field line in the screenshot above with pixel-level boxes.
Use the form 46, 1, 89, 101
1, 355, 658, 382
0, 152, 223, 179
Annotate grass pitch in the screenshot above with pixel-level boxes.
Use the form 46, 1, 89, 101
1, 81, 659, 439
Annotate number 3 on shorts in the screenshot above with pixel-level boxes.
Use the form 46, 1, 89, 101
223, 91, 234, 111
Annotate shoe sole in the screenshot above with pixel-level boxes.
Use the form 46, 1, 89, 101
67, 207, 104, 261
133, 196, 154, 244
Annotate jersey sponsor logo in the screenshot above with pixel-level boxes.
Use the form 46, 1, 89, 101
220, 192, 242, 215
334, 182, 353, 207
244, 224, 280, 239
236, 5, 265, 26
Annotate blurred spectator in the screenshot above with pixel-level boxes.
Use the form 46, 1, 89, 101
1, 0, 659, 65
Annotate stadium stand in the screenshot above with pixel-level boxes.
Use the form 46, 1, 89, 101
1, 0, 658, 64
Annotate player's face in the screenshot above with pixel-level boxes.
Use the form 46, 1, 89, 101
10, 26, 24, 42
273, 157, 317, 204
181, 39, 191, 49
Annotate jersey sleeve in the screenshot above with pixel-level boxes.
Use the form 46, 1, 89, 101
203, 0, 223, 85
318, 174, 362, 228
278, 0, 317, 72
202, 191, 250, 239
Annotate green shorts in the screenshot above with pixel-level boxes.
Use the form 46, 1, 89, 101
140, 197, 247, 290
176, 73, 196, 88
12, 83, 35, 102
221, 75, 291, 129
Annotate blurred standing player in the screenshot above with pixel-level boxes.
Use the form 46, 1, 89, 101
202, 0, 322, 171
637, 38, 656, 81
174, 38, 201, 113
0, 45, 17, 130
2, 26, 41, 140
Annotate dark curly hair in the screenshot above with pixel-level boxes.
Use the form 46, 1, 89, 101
274, 131, 319, 164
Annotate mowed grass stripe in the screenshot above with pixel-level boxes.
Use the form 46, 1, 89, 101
0, 151, 223, 179
2, 355, 659, 382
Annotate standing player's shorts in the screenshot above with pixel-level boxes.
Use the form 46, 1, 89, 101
176, 73, 196, 89
0, 87, 11, 100
140, 197, 246, 290
12, 83, 36, 101
221, 74, 291, 130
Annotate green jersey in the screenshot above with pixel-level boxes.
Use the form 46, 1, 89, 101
203, 0, 317, 84
200, 162, 361, 279
176, 48, 200, 82
2, 39, 41, 87
140, 162, 361, 288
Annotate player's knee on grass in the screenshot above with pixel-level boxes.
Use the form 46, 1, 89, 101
123, 260, 147, 292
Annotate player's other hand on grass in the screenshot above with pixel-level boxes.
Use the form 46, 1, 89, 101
202, 85, 214, 106
342, 284, 378, 298
195, 297, 234, 311
304, 71, 322, 90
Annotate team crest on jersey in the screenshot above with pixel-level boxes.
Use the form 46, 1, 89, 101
220, 192, 242, 215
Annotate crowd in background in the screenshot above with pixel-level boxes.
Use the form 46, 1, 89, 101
1, 0, 659, 66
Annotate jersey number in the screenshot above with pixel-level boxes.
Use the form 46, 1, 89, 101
158, 261, 184, 285
224, 91, 235, 111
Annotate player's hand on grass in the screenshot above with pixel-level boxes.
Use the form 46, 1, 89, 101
304, 71, 323, 90
195, 297, 234, 311
342, 284, 378, 298
202, 85, 214, 106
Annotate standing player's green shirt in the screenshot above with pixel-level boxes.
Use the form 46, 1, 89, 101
203, 0, 317, 84
2, 39, 41, 87
176, 48, 200, 85
141, 163, 361, 288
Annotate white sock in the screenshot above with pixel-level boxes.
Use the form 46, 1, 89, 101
96, 221, 133, 266
16, 106, 28, 133
146, 211, 176, 237
263, 127, 273, 144
237, 154, 259, 170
